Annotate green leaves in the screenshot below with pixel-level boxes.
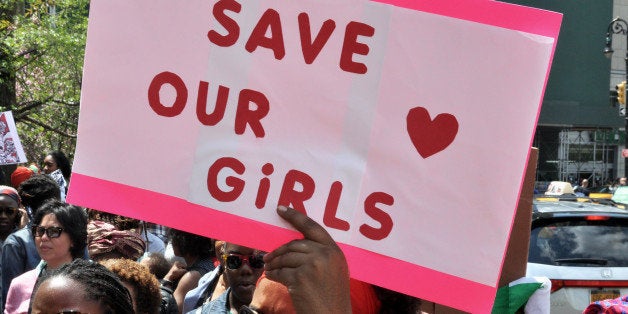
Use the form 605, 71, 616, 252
1, 0, 88, 163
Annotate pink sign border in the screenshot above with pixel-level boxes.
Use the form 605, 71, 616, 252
375, 0, 561, 39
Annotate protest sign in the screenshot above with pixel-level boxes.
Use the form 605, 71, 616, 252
68, 0, 561, 312
0, 111, 27, 165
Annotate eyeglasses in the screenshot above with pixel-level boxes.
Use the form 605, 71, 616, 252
0, 207, 16, 216
223, 253, 265, 270
31, 225, 64, 238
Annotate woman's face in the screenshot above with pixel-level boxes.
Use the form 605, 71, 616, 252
0, 195, 18, 233
43, 155, 58, 174
223, 244, 265, 310
34, 213, 74, 269
31, 276, 105, 314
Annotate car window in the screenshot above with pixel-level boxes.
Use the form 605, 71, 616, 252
529, 219, 628, 267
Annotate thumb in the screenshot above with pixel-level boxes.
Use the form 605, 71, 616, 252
276, 205, 334, 245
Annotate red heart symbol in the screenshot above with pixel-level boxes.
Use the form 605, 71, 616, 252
406, 107, 459, 158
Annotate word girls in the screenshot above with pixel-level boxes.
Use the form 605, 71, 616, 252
207, 157, 395, 241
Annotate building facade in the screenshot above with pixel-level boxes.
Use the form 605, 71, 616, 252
503, 0, 623, 187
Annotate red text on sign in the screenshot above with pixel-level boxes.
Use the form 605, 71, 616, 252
147, 71, 269, 138
207, 156, 395, 241
207, 0, 375, 74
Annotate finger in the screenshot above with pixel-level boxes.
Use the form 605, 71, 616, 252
264, 267, 298, 285
264, 250, 312, 271
276, 206, 334, 245
264, 239, 319, 262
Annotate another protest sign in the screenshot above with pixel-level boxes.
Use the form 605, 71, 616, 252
0, 111, 27, 165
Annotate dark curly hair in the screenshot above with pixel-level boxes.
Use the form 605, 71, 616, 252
33, 200, 88, 259
100, 258, 161, 314
32, 259, 133, 313
18, 174, 60, 214
46, 151, 72, 179
169, 228, 214, 259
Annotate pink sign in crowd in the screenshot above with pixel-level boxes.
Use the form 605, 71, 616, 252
66, 0, 561, 312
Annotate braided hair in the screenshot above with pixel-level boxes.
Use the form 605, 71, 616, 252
32, 259, 134, 313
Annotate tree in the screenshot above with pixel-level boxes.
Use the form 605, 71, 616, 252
0, 0, 88, 179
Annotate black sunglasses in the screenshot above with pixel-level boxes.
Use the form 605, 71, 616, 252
224, 253, 265, 270
0, 207, 16, 216
31, 225, 64, 238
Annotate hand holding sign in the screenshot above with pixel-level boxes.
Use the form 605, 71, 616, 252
264, 206, 352, 314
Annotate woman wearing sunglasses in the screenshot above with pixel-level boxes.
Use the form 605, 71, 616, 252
4, 200, 88, 314
198, 242, 265, 314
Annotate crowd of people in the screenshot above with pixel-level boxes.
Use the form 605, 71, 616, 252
0, 151, 425, 314
0, 150, 623, 313
0, 150, 625, 313
578, 176, 628, 196
535, 176, 628, 197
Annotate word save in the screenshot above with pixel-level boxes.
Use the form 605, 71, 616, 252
208, 0, 375, 74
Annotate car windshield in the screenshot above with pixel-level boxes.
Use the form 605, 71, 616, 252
529, 219, 628, 267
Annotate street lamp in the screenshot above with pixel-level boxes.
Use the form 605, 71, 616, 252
604, 17, 628, 178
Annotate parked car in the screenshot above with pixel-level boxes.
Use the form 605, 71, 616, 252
526, 199, 628, 313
